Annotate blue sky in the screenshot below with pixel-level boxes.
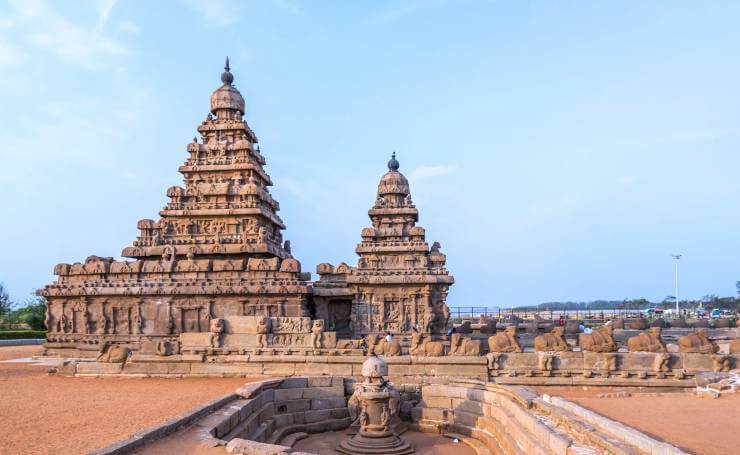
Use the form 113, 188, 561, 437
1, 0, 739, 307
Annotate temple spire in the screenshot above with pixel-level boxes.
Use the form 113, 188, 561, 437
221, 56, 234, 85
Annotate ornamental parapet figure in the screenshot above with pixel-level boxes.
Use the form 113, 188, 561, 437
578, 325, 617, 352
627, 327, 667, 353
534, 327, 570, 352
678, 329, 719, 354
488, 325, 523, 353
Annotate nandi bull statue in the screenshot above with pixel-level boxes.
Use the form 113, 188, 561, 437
338, 355, 413, 455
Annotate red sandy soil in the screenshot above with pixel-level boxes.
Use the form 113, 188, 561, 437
538, 387, 740, 455
0, 346, 254, 455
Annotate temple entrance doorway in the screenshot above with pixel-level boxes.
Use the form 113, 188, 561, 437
327, 300, 352, 336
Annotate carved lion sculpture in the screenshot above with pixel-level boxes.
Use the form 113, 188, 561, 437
678, 329, 718, 354
409, 332, 444, 357
97, 343, 131, 363
487, 325, 522, 353
579, 326, 617, 352
627, 327, 666, 353
367, 334, 402, 356
534, 327, 570, 352
449, 334, 482, 356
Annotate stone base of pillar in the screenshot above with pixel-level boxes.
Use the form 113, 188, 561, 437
336, 430, 414, 455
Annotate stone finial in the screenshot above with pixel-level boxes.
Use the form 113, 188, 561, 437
221, 56, 234, 85
361, 355, 388, 378
387, 152, 399, 172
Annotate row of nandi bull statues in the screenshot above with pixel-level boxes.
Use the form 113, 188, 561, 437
362, 325, 723, 356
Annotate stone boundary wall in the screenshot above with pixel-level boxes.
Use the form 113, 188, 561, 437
205, 377, 350, 446
538, 395, 688, 454
56, 352, 739, 388
92, 377, 349, 455
413, 379, 688, 455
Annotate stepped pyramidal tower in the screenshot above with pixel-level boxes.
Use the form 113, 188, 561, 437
314, 153, 454, 336
39, 59, 311, 354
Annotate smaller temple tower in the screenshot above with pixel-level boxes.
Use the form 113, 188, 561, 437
314, 154, 454, 336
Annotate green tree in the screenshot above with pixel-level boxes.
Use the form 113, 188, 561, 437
12, 296, 46, 331
0, 283, 15, 328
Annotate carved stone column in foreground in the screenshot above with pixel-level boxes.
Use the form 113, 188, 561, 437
338, 356, 414, 455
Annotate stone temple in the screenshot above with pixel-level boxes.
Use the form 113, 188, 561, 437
38, 60, 453, 357
35, 59, 740, 455
313, 152, 453, 337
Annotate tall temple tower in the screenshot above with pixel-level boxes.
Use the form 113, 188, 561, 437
314, 154, 454, 336
39, 60, 310, 355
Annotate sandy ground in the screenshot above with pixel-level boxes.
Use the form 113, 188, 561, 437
538, 387, 740, 455
292, 430, 476, 455
0, 346, 253, 455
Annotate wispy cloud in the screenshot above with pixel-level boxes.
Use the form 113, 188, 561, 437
0, 42, 26, 65
95, 0, 118, 31
184, 0, 240, 27
272, 0, 301, 15
117, 20, 141, 34
2, 0, 130, 69
409, 164, 456, 181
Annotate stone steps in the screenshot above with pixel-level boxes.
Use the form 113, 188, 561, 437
277, 431, 308, 447
443, 432, 494, 455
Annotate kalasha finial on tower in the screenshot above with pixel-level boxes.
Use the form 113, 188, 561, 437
221, 56, 234, 85
387, 151, 399, 172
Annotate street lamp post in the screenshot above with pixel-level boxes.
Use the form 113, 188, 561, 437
672, 254, 682, 317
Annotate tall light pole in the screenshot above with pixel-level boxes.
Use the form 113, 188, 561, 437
672, 254, 682, 317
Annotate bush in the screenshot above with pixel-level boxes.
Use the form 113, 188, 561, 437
0, 330, 46, 340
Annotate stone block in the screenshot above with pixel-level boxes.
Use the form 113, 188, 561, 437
190, 362, 261, 375
167, 362, 192, 375
304, 409, 331, 424
681, 353, 714, 371
452, 409, 479, 427
329, 408, 348, 419
549, 432, 571, 455
304, 421, 328, 433
307, 376, 333, 387
123, 362, 169, 375
553, 351, 585, 371
451, 398, 486, 415
311, 397, 346, 410
422, 396, 453, 409
225, 437, 291, 454
423, 364, 487, 378
295, 362, 351, 376
263, 363, 296, 376
259, 404, 275, 424
223, 333, 260, 347
280, 399, 311, 413
280, 377, 308, 388
302, 385, 344, 399
76, 362, 123, 374
274, 388, 304, 401
180, 332, 212, 349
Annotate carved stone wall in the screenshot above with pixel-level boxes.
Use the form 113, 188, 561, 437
314, 154, 454, 336
39, 61, 311, 353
